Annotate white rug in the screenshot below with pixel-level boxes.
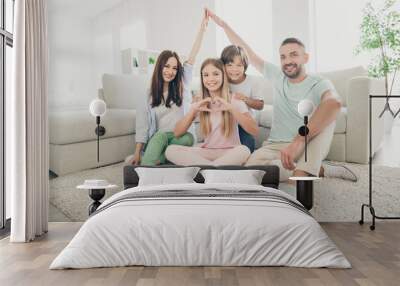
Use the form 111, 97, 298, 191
50, 162, 400, 222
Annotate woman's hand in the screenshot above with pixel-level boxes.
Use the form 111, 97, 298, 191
201, 8, 209, 31
131, 152, 141, 165
205, 8, 225, 27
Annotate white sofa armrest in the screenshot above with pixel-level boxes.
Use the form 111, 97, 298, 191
346, 76, 385, 164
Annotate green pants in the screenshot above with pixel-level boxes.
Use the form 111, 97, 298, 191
141, 131, 194, 166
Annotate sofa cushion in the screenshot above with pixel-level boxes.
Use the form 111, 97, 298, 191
256, 104, 347, 134
318, 66, 367, 107
256, 104, 273, 128
49, 108, 136, 145
335, 107, 347, 134
102, 73, 148, 109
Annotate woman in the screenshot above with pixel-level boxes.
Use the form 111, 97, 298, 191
165, 58, 259, 166
129, 12, 208, 165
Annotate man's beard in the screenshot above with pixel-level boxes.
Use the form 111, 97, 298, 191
282, 63, 302, 79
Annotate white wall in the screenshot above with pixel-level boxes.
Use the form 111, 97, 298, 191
91, 0, 216, 83
48, 0, 395, 108
48, 0, 217, 109
215, 0, 273, 75
313, 0, 370, 72
48, 12, 94, 109
271, 0, 313, 68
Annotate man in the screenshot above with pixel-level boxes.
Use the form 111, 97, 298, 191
207, 9, 357, 182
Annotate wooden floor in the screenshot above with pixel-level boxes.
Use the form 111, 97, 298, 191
0, 222, 399, 286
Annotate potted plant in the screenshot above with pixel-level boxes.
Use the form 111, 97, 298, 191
355, 0, 400, 119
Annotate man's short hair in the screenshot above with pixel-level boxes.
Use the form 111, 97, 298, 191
220, 45, 249, 72
280, 38, 305, 49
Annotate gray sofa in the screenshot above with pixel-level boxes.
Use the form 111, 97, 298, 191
49, 66, 385, 175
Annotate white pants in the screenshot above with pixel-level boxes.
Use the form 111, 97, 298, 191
246, 123, 335, 181
165, 145, 251, 166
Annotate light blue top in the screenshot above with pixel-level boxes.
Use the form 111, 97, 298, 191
262, 61, 337, 143
136, 63, 193, 144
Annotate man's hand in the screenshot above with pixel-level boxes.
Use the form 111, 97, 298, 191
280, 138, 305, 170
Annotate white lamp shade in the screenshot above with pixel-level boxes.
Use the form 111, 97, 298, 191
297, 99, 314, 117
89, 99, 107, 117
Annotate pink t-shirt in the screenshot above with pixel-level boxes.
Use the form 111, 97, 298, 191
199, 96, 248, 149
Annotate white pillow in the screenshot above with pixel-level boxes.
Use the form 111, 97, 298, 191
135, 167, 201, 186
200, 169, 266, 185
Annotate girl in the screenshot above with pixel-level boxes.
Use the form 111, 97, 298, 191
220, 45, 264, 153
129, 12, 208, 166
165, 58, 258, 166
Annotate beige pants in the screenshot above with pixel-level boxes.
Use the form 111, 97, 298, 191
246, 123, 335, 181
165, 145, 250, 166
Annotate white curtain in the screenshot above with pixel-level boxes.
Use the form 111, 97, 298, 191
8, 0, 49, 242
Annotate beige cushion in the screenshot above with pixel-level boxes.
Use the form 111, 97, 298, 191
49, 108, 136, 145
318, 66, 367, 106
102, 73, 148, 109
335, 107, 347, 134
256, 104, 273, 128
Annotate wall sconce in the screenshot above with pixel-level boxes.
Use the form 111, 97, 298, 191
89, 99, 107, 162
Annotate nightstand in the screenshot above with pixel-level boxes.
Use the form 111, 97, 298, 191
77, 180, 117, 215
289, 176, 321, 210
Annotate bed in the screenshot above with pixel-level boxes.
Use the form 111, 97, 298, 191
50, 165, 350, 269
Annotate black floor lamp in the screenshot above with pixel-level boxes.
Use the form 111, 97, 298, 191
89, 99, 107, 162
289, 99, 320, 211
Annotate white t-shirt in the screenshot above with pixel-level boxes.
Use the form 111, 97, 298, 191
262, 61, 338, 142
153, 103, 183, 133
229, 74, 265, 117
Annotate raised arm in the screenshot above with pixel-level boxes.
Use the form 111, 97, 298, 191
206, 8, 265, 73
186, 10, 208, 65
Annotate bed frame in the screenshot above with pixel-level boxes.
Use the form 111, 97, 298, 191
123, 165, 280, 189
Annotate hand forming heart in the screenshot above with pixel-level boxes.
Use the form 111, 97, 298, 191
210, 97, 233, 112
192, 97, 212, 112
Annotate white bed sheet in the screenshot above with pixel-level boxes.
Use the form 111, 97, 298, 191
50, 183, 350, 269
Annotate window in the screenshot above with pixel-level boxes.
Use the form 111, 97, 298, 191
0, 0, 14, 232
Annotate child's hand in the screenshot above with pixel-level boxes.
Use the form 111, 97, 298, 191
191, 97, 212, 113
192, 93, 202, 103
213, 97, 233, 112
234, 93, 248, 102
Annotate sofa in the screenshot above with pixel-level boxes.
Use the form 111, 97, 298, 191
49, 74, 147, 176
49, 66, 385, 175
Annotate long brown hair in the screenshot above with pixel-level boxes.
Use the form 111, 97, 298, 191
150, 50, 183, 108
199, 58, 234, 138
